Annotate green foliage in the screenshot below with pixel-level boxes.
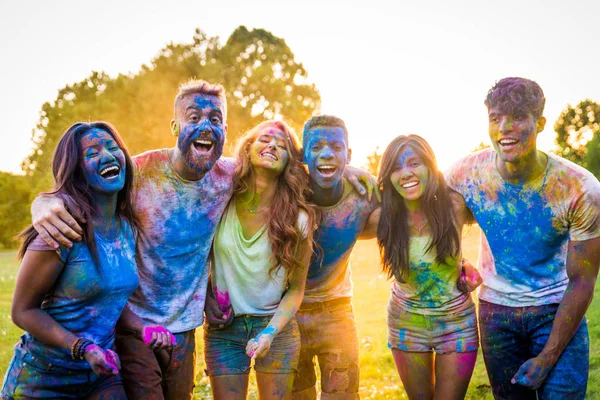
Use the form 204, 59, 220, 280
22, 26, 320, 192
472, 141, 490, 152
554, 99, 600, 178
363, 146, 382, 177
0, 173, 32, 248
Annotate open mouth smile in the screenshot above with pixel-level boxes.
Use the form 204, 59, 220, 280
193, 139, 214, 153
260, 151, 278, 161
99, 165, 121, 179
498, 138, 519, 147
317, 165, 337, 178
401, 181, 419, 189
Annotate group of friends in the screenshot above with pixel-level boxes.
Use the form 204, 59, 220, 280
1, 76, 599, 400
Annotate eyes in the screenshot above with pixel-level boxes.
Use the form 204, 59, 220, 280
84, 143, 122, 159
187, 113, 222, 124
258, 136, 287, 150
489, 114, 527, 124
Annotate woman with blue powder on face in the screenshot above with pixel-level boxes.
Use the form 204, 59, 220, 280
1, 122, 173, 399
369, 134, 482, 400
204, 120, 317, 400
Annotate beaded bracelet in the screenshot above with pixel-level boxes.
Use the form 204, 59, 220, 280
71, 337, 94, 360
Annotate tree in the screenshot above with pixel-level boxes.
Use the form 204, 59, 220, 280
472, 142, 490, 152
0, 173, 33, 248
363, 147, 382, 177
554, 99, 600, 178
22, 26, 321, 193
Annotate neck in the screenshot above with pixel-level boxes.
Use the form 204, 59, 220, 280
241, 169, 278, 209
169, 147, 206, 181
404, 198, 422, 212
497, 150, 547, 185
91, 193, 119, 237
311, 180, 344, 207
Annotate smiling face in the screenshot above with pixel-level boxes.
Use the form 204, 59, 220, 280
488, 107, 544, 163
303, 126, 349, 189
174, 93, 227, 174
248, 125, 289, 175
390, 146, 430, 204
79, 128, 126, 194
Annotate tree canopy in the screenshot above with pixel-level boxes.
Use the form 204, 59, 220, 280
554, 99, 600, 179
23, 26, 321, 192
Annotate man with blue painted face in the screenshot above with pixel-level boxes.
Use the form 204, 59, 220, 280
293, 115, 380, 400
30, 80, 236, 400
446, 77, 600, 399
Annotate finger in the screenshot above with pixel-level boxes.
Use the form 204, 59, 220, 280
254, 344, 269, 359
363, 177, 373, 202
348, 176, 366, 196
109, 350, 121, 370
155, 332, 166, 349
51, 215, 83, 241
374, 184, 382, 203
169, 332, 177, 346
511, 365, 528, 385
47, 210, 82, 240
41, 221, 74, 248
34, 226, 60, 249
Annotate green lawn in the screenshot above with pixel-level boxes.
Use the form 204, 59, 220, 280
1, 227, 599, 398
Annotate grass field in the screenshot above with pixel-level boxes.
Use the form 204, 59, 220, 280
1, 227, 599, 399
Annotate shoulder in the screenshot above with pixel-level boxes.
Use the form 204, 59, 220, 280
213, 157, 238, 176
547, 153, 600, 186
132, 149, 170, 171
445, 149, 496, 189
297, 209, 313, 239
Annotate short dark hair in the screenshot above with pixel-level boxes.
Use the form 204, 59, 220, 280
485, 77, 545, 118
302, 115, 348, 149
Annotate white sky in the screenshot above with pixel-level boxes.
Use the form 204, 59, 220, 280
1, 0, 599, 174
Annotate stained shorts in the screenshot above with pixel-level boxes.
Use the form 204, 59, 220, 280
1, 340, 124, 399
204, 314, 300, 376
293, 297, 360, 399
387, 296, 479, 353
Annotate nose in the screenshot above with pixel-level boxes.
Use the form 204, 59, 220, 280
320, 146, 334, 159
499, 117, 511, 134
100, 148, 116, 163
198, 119, 213, 132
401, 167, 414, 179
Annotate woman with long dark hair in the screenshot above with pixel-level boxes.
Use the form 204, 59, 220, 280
1, 122, 172, 399
204, 120, 316, 400
376, 134, 481, 400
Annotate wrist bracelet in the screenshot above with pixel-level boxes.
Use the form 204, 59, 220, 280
70, 338, 83, 360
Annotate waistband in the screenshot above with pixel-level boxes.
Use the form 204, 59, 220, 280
299, 296, 351, 311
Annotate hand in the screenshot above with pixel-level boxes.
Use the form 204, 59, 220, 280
457, 259, 482, 293
141, 325, 176, 350
246, 332, 275, 360
31, 194, 84, 248
84, 345, 120, 376
511, 355, 554, 389
205, 287, 234, 329
343, 166, 381, 203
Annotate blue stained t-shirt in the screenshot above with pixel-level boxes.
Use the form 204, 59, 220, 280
23, 218, 139, 369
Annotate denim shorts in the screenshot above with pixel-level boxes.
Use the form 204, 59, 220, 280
1, 340, 124, 399
204, 314, 301, 376
387, 296, 479, 353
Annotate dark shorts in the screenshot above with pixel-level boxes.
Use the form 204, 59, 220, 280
293, 298, 360, 400
1, 340, 125, 399
115, 328, 196, 400
204, 315, 301, 376
387, 297, 479, 353
479, 300, 589, 400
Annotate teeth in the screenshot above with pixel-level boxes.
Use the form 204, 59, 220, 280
402, 182, 418, 188
194, 140, 213, 146
261, 153, 277, 161
318, 166, 336, 170
499, 139, 518, 145
100, 166, 119, 176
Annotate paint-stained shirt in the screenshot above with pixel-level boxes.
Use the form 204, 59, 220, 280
127, 150, 235, 332
304, 179, 379, 303
213, 201, 309, 315
446, 149, 600, 307
24, 218, 138, 369
390, 235, 472, 316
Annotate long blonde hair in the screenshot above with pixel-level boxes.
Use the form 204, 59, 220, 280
233, 120, 316, 279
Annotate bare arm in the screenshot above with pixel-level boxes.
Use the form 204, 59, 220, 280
343, 165, 381, 203
12, 249, 119, 375
31, 194, 84, 248
246, 235, 312, 359
512, 236, 600, 389
358, 206, 381, 240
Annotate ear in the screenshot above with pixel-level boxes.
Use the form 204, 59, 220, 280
223, 124, 228, 145
347, 148, 352, 165
170, 119, 179, 137
535, 116, 546, 135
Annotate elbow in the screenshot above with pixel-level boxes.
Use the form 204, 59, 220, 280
10, 306, 25, 331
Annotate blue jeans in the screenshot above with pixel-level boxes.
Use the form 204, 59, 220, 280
479, 300, 589, 400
